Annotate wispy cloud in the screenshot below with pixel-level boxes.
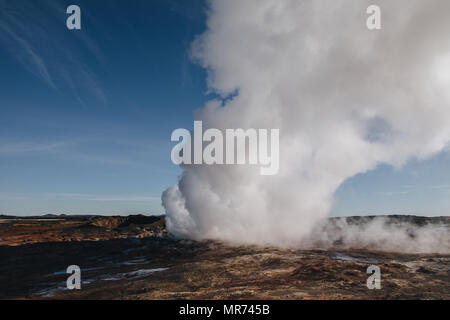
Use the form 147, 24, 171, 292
0, 11, 56, 88
0, 0, 106, 103
69, 153, 138, 166
49, 193, 159, 202
0, 192, 159, 202
0, 139, 139, 166
0, 141, 68, 155
376, 191, 409, 197
0, 192, 29, 201
426, 184, 450, 190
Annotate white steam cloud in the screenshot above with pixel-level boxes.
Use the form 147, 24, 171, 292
306, 216, 450, 254
163, 0, 450, 252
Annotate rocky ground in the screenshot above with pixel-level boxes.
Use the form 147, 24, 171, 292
0, 215, 448, 299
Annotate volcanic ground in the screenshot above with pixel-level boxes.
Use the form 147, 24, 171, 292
0, 215, 448, 299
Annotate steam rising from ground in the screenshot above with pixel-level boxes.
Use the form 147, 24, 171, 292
163, 0, 450, 253
306, 216, 450, 254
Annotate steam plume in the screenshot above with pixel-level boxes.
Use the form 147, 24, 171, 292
163, 0, 450, 252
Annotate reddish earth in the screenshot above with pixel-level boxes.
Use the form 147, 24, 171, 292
0, 215, 448, 300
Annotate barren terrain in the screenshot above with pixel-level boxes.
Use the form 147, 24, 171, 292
0, 215, 448, 299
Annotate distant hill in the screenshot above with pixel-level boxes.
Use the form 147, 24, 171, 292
0, 214, 164, 221
89, 215, 165, 229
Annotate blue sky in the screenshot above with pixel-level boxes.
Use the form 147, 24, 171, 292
0, 0, 449, 216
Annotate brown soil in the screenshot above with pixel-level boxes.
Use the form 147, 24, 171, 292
0, 216, 448, 300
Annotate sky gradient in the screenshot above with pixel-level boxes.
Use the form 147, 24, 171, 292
0, 0, 449, 216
